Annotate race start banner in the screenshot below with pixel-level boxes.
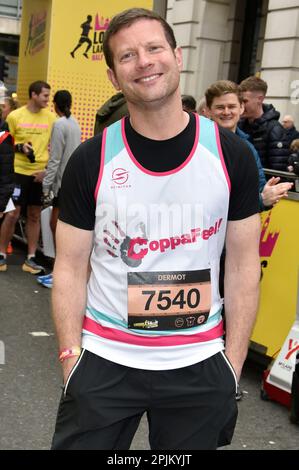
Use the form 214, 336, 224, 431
17, 0, 153, 141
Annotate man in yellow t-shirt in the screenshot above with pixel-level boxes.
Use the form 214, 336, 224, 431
0, 80, 56, 274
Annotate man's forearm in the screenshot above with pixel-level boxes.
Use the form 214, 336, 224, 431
52, 264, 88, 351
224, 261, 260, 380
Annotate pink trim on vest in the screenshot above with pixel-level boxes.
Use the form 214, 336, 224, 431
214, 122, 231, 192
121, 113, 200, 176
94, 128, 107, 201
83, 316, 224, 347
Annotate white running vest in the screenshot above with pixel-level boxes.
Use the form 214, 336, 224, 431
82, 114, 231, 370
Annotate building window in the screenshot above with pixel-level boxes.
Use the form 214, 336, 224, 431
0, 0, 22, 19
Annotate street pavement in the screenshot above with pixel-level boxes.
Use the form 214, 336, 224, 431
1, 243, 299, 451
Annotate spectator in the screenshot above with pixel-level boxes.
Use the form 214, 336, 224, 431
0, 106, 8, 131
1, 96, 19, 123
94, 92, 128, 135
0, 80, 56, 274
0, 130, 14, 228
287, 139, 299, 174
181, 94, 197, 112
239, 76, 289, 171
281, 114, 299, 146
197, 96, 208, 117
37, 90, 81, 288
205, 80, 292, 210
0, 95, 20, 254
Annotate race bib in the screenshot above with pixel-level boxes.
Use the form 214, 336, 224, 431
127, 270, 211, 331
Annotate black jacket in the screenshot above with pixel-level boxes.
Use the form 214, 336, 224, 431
94, 92, 128, 135
239, 104, 289, 171
285, 126, 299, 147
0, 131, 14, 213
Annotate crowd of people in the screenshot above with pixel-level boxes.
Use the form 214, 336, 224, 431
198, 76, 299, 175
0, 6, 297, 450
0, 82, 80, 283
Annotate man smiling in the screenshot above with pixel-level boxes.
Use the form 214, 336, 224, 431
51, 9, 261, 450
205, 80, 292, 210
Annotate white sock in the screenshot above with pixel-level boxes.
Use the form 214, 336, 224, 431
27, 254, 35, 260
0, 252, 7, 259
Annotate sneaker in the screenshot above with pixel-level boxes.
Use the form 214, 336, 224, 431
40, 274, 53, 288
0, 254, 7, 272
37, 273, 52, 283
22, 257, 45, 275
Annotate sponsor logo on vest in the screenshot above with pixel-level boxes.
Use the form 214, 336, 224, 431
112, 168, 129, 185
197, 314, 206, 325
175, 318, 184, 328
133, 320, 159, 329
127, 218, 223, 261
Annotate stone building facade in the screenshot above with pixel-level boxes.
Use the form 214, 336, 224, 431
166, 0, 299, 123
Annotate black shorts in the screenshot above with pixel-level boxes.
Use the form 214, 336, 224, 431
12, 173, 43, 207
51, 350, 238, 450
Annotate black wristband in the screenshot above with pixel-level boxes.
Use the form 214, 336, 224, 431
15, 143, 24, 153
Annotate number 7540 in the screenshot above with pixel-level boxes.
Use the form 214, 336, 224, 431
141, 288, 201, 311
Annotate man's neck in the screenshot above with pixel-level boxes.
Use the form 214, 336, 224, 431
128, 95, 189, 140
26, 100, 42, 113
248, 106, 263, 124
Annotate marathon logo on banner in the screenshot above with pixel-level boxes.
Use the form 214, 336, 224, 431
24, 11, 47, 57
70, 13, 111, 62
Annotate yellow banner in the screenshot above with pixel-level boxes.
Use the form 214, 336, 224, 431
18, 0, 153, 140
251, 198, 299, 358
17, 0, 51, 104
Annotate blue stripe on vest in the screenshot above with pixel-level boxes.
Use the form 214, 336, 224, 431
198, 116, 221, 160
104, 119, 125, 165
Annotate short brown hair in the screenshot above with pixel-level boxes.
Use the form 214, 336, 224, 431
29, 80, 50, 98
239, 76, 268, 95
290, 139, 299, 152
103, 8, 177, 70
205, 80, 242, 108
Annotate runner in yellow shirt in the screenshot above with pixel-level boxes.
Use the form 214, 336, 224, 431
0, 80, 56, 274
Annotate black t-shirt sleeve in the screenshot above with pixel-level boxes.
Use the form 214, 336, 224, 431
219, 127, 259, 220
59, 134, 102, 230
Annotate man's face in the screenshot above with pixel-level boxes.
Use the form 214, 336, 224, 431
1, 101, 11, 120
281, 116, 294, 129
32, 87, 50, 109
208, 93, 243, 132
241, 90, 263, 119
107, 19, 182, 109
